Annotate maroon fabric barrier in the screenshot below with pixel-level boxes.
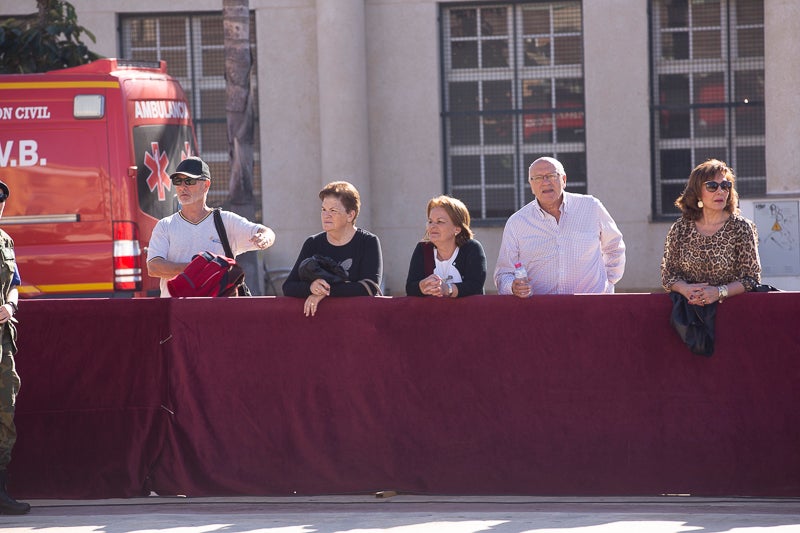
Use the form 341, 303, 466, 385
12, 299, 170, 498
10, 293, 800, 498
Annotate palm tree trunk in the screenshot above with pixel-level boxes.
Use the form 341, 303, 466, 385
223, 0, 260, 293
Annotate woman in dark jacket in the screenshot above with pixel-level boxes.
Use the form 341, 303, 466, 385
405, 195, 486, 298
283, 181, 382, 316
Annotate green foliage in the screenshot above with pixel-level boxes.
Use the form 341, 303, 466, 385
0, 0, 101, 74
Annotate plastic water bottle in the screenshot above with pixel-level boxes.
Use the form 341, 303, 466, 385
514, 262, 528, 281
513, 262, 530, 298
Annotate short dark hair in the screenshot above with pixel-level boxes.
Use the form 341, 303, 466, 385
319, 181, 361, 222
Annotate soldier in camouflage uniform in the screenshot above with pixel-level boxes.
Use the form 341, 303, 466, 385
0, 181, 29, 515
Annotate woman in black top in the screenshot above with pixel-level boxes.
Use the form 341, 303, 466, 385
405, 195, 486, 298
283, 181, 382, 316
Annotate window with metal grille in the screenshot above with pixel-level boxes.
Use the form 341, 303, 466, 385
440, 1, 585, 222
120, 13, 261, 217
650, 0, 764, 219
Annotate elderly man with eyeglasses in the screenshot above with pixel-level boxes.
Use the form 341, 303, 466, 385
494, 156, 626, 297
146, 156, 276, 297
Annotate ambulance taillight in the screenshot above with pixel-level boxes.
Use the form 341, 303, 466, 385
113, 222, 142, 291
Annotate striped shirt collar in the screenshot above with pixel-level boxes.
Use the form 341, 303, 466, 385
532, 191, 570, 218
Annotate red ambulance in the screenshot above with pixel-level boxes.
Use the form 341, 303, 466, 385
0, 58, 197, 297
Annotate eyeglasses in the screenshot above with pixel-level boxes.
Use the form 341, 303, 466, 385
704, 180, 733, 193
530, 173, 560, 183
171, 176, 209, 186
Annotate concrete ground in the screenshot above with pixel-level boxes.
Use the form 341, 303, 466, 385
1, 495, 800, 532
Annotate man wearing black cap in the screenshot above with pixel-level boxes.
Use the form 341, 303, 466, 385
146, 156, 276, 297
0, 181, 30, 514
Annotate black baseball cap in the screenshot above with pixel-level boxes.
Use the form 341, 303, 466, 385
0, 181, 9, 201
170, 157, 211, 180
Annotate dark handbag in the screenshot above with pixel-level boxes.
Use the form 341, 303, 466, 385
213, 208, 251, 296
298, 254, 348, 284
669, 292, 717, 356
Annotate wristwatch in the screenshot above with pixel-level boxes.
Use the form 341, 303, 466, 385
717, 285, 728, 303
445, 282, 453, 297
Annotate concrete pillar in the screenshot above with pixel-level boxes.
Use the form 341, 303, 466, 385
765, 0, 800, 194
316, 0, 372, 226
582, 0, 650, 215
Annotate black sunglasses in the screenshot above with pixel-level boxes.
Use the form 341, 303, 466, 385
171, 176, 209, 186
704, 180, 733, 193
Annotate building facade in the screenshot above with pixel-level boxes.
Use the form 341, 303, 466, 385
3, 0, 799, 293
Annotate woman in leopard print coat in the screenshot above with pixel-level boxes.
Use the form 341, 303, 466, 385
661, 159, 761, 306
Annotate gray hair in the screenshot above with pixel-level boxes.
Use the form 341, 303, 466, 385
529, 157, 566, 176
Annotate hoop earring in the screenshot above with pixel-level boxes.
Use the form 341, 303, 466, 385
697, 200, 704, 209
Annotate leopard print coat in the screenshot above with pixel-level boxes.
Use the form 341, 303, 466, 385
661, 213, 761, 291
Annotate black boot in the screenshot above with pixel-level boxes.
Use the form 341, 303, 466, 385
0, 469, 30, 515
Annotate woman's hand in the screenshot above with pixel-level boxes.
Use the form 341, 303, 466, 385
304, 293, 326, 317
419, 274, 444, 297
304, 279, 332, 316
309, 278, 330, 297
683, 282, 718, 306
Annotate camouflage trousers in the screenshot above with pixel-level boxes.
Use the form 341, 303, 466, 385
0, 346, 20, 470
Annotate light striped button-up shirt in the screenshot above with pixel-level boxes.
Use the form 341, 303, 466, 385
494, 192, 626, 295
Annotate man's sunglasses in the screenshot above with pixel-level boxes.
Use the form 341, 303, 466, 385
171, 176, 209, 186
704, 180, 733, 193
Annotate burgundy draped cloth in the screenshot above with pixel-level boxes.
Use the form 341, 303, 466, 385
11, 293, 800, 498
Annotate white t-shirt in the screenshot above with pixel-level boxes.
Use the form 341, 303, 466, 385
433, 247, 463, 284
147, 210, 263, 297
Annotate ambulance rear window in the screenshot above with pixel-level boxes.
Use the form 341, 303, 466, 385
74, 95, 105, 119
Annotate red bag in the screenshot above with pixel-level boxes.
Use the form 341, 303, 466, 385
167, 251, 245, 297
